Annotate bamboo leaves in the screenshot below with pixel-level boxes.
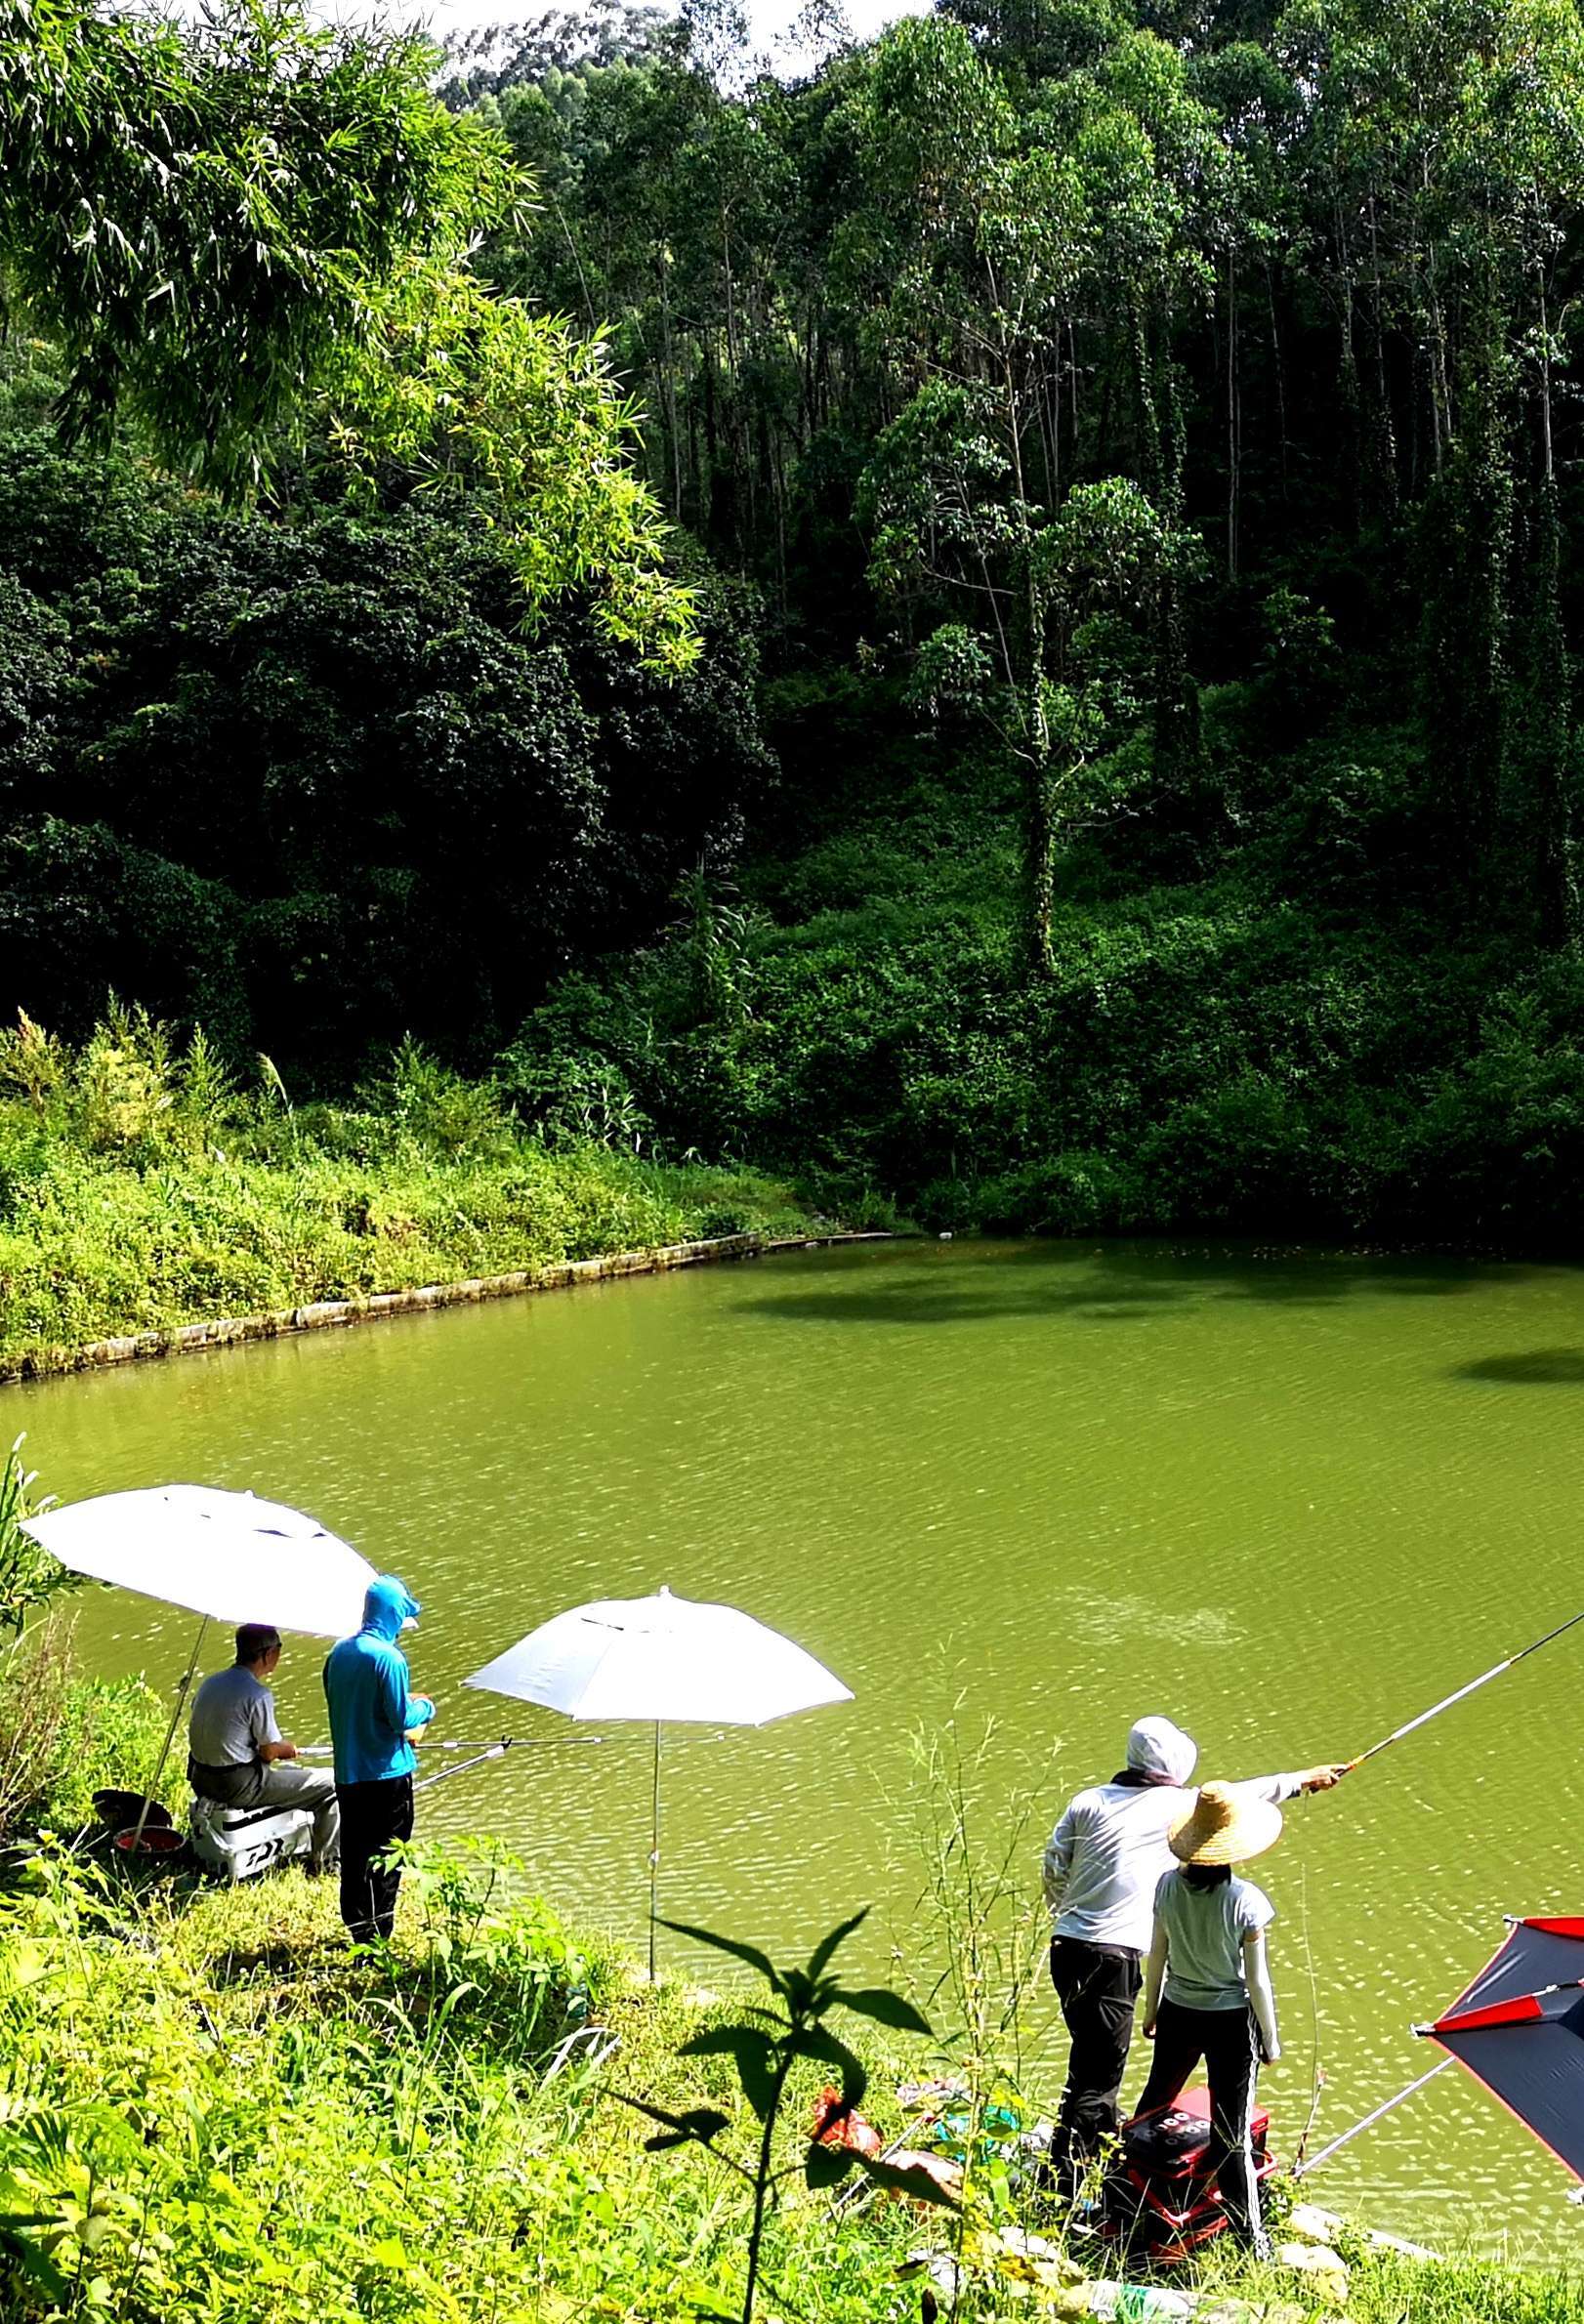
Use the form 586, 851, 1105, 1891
0, 0, 695, 666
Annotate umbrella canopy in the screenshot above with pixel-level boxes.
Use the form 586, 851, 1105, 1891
22, 1483, 376, 1639
466, 1587, 852, 1977
464, 1586, 854, 1724
1420, 1916, 1584, 2182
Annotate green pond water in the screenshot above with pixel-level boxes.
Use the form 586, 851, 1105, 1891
11, 1238, 1584, 2254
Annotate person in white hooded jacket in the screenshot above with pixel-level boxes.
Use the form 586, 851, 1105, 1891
1038, 1715, 1344, 2198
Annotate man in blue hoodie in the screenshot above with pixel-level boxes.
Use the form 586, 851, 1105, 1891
323, 1575, 437, 1942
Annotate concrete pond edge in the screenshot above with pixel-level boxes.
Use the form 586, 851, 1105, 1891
0, 1230, 900, 1388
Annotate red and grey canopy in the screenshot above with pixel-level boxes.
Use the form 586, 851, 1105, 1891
1422, 1918, 1584, 2182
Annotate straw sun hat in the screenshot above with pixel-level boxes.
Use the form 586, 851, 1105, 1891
1169, 1779, 1284, 1867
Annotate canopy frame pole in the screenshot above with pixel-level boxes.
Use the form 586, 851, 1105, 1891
648, 1720, 662, 1983
132, 1612, 208, 1853
1293, 2056, 1453, 2179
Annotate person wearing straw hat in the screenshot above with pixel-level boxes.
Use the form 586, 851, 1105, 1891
1134, 1779, 1290, 2256
1040, 1718, 1342, 2200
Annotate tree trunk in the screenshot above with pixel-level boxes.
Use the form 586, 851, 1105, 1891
1026, 750, 1056, 978
1526, 479, 1575, 946
1226, 248, 1239, 582
1420, 270, 1510, 899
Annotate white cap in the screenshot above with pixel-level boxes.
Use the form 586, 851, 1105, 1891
1126, 1715, 1196, 1786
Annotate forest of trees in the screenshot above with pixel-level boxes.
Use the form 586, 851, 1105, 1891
6, 0, 1584, 1240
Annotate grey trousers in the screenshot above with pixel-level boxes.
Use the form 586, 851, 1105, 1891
188, 1757, 341, 1870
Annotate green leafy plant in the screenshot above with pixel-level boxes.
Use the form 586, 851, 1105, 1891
0, 1437, 64, 1639
373, 1037, 508, 1158
621, 1909, 954, 2324
395, 1837, 595, 2060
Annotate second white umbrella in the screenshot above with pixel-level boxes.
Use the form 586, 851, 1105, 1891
465, 1587, 854, 1973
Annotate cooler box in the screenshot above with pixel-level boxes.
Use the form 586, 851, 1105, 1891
189, 1794, 313, 1883
1102, 2086, 1276, 2261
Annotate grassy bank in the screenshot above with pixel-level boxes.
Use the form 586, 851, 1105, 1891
0, 1840, 1580, 2324
0, 1635, 1574, 2324
0, 1009, 821, 1379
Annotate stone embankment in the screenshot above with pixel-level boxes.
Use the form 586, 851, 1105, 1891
0, 1230, 896, 1384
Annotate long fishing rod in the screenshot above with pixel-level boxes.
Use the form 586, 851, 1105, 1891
1343, 1606, 1584, 1772
413, 1739, 513, 1793
297, 1736, 604, 1759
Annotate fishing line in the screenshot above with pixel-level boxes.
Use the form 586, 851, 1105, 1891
1291, 1859, 1327, 2177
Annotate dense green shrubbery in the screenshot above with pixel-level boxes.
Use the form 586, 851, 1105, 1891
0, 1623, 172, 1844
0, 1847, 926, 2324
0, 428, 771, 1077
0, 1008, 816, 1375
500, 710, 1584, 1251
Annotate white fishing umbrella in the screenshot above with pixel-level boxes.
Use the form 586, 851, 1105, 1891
22, 1484, 377, 1846
464, 1587, 854, 1974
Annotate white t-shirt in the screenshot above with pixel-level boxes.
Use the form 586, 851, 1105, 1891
1154, 1867, 1274, 2011
1042, 1772, 1298, 1954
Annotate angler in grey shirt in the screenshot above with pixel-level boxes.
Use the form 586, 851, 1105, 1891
188, 1623, 340, 1872
1037, 1715, 1343, 2199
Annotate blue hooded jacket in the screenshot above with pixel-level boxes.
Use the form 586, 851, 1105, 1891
323, 1576, 436, 1785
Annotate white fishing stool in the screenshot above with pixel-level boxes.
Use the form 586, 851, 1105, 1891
189, 1794, 314, 1883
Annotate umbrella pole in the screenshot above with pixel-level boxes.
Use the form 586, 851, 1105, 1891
648, 1720, 662, 1983
131, 1612, 208, 1853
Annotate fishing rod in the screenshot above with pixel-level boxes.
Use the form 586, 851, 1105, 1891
297, 1735, 605, 1765
1343, 1605, 1584, 1772
413, 1739, 514, 1793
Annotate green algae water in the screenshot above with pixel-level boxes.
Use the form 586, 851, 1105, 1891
12, 1238, 1584, 2253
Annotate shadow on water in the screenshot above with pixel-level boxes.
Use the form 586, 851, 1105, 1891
1454, 1349, 1584, 1385
731, 1243, 1541, 1328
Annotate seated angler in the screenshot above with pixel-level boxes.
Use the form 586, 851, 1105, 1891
188, 1622, 341, 1873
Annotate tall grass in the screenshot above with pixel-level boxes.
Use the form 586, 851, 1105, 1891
0, 1009, 820, 1377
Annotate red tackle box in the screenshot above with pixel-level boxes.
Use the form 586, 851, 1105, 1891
1100, 2086, 1277, 2261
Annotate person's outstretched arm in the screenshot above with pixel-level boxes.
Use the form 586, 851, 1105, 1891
1244, 1931, 1279, 2061
1245, 1764, 1348, 1803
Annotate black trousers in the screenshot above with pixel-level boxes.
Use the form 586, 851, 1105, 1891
336, 1774, 413, 1942
1049, 1936, 1143, 2194
1134, 1996, 1264, 2238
